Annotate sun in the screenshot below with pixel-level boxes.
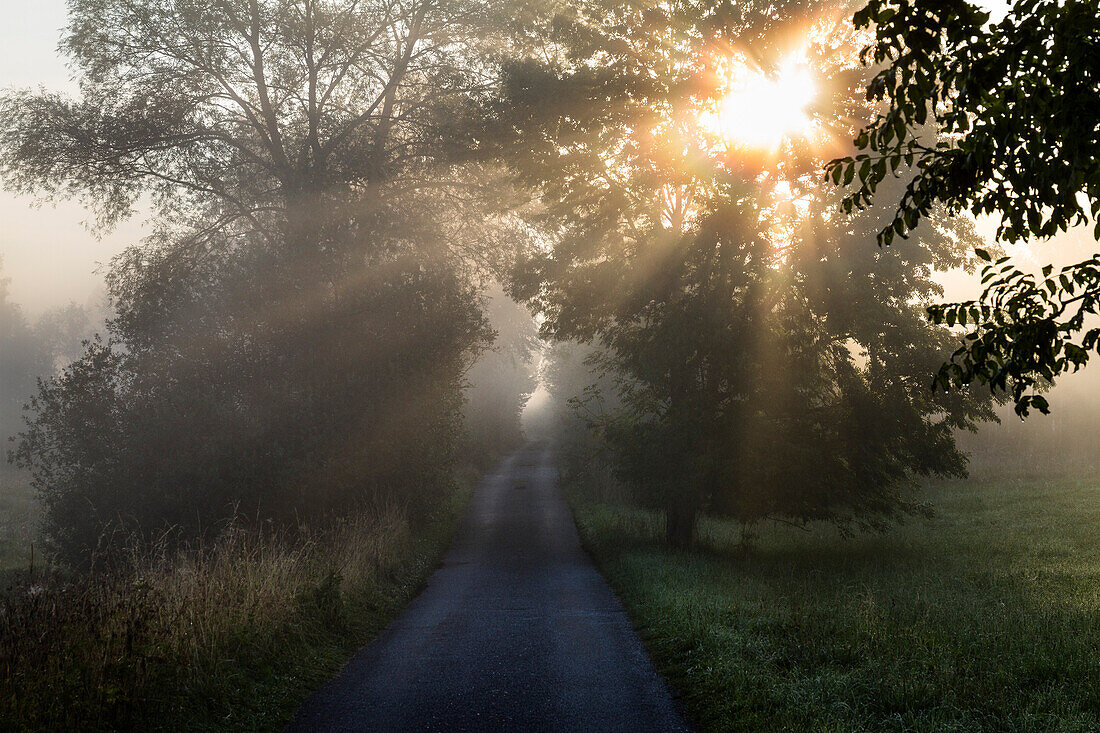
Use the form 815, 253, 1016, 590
701, 56, 818, 151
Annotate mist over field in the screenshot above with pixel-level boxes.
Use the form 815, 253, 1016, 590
1, 0, 1097, 730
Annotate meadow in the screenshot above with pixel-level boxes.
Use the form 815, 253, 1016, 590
570, 469, 1100, 731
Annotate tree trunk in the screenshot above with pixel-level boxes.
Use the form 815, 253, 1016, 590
666, 501, 697, 549
665, 352, 699, 550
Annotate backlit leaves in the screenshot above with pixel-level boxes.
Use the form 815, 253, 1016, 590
929, 254, 1100, 417
830, 0, 1100, 414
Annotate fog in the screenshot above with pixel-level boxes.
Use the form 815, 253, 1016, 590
0, 1, 1097, 729
2, 0, 1097, 563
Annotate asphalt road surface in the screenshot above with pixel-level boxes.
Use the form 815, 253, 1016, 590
288, 442, 690, 732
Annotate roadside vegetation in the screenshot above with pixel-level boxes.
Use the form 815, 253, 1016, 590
569, 465, 1100, 731
0, 486, 470, 732
0, 2, 535, 727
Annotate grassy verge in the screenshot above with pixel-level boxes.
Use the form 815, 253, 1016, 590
0, 469, 38, 577
570, 475, 1100, 731
0, 485, 471, 732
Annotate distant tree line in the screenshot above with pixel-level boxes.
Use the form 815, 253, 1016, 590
0, 261, 95, 452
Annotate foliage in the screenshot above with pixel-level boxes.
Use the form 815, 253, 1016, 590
503, 0, 993, 544
955, 361, 1100, 479
14, 248, 486, 565
827, 0, 1100, 416
0, 0, 531, 563
928, 250, 1100, 417
0, 0, 510, 237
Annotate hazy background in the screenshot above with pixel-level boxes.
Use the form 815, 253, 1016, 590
0, 1, 142, 314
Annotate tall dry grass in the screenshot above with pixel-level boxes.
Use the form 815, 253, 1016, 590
0, 504, 420, 731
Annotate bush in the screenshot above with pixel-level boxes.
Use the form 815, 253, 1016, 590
0, 503, 434, 730
14, 235, 491, 566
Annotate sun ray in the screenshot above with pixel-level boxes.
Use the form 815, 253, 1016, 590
701, 55, 819, 151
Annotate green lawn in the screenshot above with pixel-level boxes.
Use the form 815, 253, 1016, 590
571, 475, 1100, 732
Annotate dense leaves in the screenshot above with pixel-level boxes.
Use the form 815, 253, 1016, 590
827, 0, 1100, 414
1, 0, 528, 564
504, 0, 993, 545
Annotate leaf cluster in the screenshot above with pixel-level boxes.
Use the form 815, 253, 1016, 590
828, 0, 1100, 414
930, 248, 1100, 417
827, 0, 1100, 246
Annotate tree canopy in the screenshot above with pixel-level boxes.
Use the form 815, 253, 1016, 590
502, 0, 994, 546
1, 0, 531, 564
827, 0, 1100, 417
0, 0, 1031, 559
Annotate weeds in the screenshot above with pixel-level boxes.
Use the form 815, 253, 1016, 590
0, 494, 464, 731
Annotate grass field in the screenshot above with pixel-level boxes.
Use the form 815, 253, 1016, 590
570, 473, 1100, 731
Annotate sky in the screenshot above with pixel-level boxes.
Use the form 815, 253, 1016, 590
0, 1, 142, 314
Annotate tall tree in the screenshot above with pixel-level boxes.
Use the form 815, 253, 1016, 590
502, 0, 994, 546
827, 0, 1100, 416
1, 0, 525, 563
1, 0, 507, 247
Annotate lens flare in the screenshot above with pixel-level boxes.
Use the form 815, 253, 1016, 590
701, 57, 818, 150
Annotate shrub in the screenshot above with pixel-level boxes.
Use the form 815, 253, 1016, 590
0, 504, 415, 730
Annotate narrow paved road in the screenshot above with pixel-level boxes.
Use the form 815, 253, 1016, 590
288, 442, 689, 732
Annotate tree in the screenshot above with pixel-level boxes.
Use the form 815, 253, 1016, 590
462, 284, 540, 464
502, 0, 993, 546
0, 260, 50, 446
826, 0, 1100, 417
1, 0, 525, 563
1, 0, 506, 240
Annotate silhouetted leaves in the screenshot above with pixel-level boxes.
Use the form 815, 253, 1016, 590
828, 0, 1100, 415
